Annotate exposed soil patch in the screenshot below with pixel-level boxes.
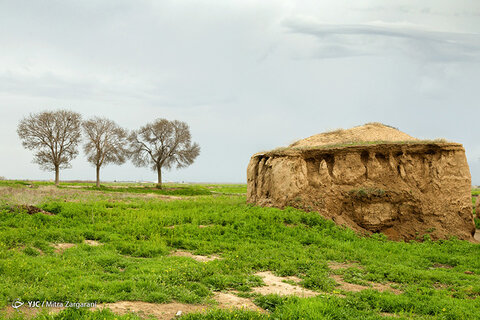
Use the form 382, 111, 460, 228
328, 261, 363, 270
52, 243, 76, 254
169, 250, 221, 262
380, 312, 401, 318
331, 275, 402, 294
327, 262, 401, 294
141, 193, 182, 200
51, 241, 100, 254
84, 240, 102, 246
252, 271, 319, 297
474, 229, 480, 242
96, 301, 206, 320
96, 294, 264, 318
283, 223, 298, 228
6, 205, 54, 215
214, 292, 263, 311
164, 224, 214, 229
432, 263, 454, 269
3, 294, 262, 319
433, 283, 449, 289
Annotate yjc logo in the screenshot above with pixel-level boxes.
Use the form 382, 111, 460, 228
27, 301, 42, 307
12, 299, 24, 309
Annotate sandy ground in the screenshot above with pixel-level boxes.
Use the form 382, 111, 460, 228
327, 262, 402, 295
214, 292, 263, 311
84, 240, 102, 246
51, 240, 103, 253
169, 250, 221, 262
252, 271, 319, 297
51, 243, 76, 254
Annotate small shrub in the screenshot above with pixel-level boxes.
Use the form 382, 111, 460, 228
115, 240, 168, 257
349, 188, 386, 199
370, 232, 388, 241
254, 294, 286, 312
23, 246, 40, 256
301, 267, 336, 292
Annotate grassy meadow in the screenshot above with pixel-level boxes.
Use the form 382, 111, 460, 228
0, 181, 479, 319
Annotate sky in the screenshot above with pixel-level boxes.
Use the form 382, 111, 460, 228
0, 0, 480, 184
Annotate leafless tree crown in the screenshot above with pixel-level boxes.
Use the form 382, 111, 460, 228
82, 117, 128, 167
128, 118, 200, 172
17, 110, 82, 171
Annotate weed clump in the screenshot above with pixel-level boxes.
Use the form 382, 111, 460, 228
348, 188, 386, 199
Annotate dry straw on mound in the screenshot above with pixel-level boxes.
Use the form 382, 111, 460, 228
289, 123, 419, 148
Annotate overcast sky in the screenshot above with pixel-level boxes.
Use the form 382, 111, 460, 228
1, 0, 480, 184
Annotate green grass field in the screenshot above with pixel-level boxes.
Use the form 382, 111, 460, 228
0, 182, 479, 319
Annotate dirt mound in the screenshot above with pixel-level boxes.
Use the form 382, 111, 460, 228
247, 124, 475, 241
290, 123, 418, 148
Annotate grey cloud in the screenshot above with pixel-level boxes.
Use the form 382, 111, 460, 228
283, 19, 480, 61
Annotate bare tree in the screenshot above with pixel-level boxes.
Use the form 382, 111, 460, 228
82, 117, 129, 187
17, 110, 82, 185
128, 119, 200, 188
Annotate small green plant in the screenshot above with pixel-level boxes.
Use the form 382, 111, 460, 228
253, 294, 286, 312
423, 234, 432, 242
349, 188, 386, 199
370, 232, 388, 241
22, 246, 40, 256
340, 268, 370, 286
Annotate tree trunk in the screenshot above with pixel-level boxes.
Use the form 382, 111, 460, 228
157, 167, 162, 189
96, 165, 100, 188
54, 166, 59, 186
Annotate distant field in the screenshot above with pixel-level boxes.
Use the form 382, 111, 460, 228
473, 188, 480, 197
0, 180, 247, 196
473, 188, 479, 229
0, 182, 479, 319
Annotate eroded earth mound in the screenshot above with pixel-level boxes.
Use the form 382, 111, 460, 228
247, 123, 475, 241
